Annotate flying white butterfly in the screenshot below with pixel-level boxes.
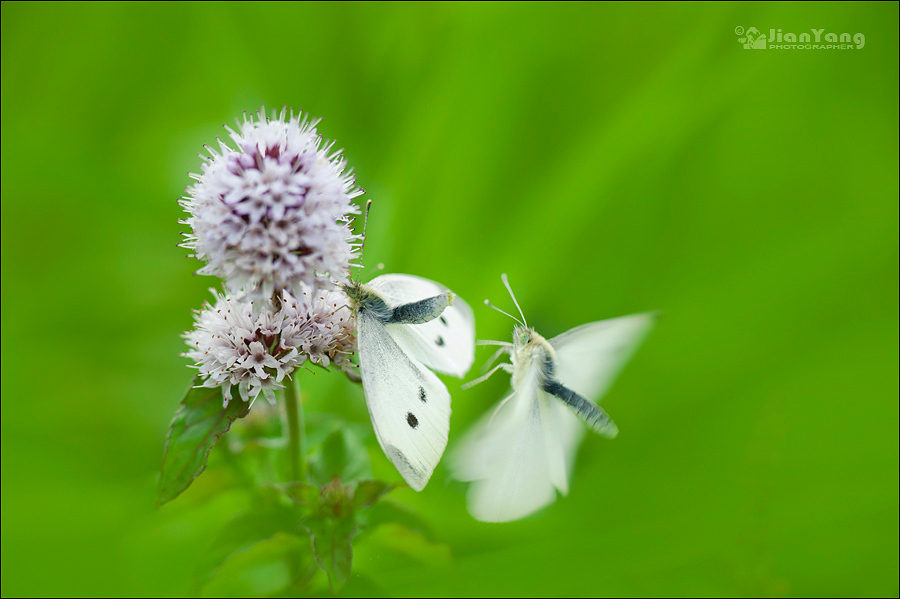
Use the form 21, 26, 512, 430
344, 271, 475, 491
450, 274, 654, 522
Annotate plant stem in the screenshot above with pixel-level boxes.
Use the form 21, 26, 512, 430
284, 375, 306, 484
283, 376, 309, 592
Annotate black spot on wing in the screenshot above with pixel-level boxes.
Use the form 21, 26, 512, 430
418, 386, 427, 402
435, 336, 445, 346
407, 412, 419, 428
439, 315, 447, 326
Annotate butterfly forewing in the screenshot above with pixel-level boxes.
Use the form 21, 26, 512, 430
357, 309, 452, 491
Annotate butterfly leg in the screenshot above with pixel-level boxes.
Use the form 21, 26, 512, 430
481, 345, 510, 374
487, 390, 517, 426
344, 366, 362, 383
461, 362, 513, 390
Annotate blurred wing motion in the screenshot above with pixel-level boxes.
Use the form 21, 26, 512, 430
549, 313, 656, 401
359, 274, 475, 491
451, 370, 573, 522
452, 312, 655, 522
368, 274, 476, 377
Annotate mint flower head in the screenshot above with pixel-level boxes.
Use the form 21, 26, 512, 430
180, 107, 363, 301
183, 286, 356, 406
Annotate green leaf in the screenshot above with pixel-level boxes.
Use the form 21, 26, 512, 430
309, 424, 372, 486
353, 480, 393, 508
157, 379, 250, 506
271, 481, 320, 507
199, 532, 318, 598
361, 499, 436, 542
316, 428, 347, 483
307, 518, 356, 594
196, 502, 307, 587
359, 522, 451, 567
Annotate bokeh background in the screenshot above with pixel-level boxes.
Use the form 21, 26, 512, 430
2, 2, 897, 596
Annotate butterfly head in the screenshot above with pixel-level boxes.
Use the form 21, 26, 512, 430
512, 325, 551, 353
342, 279, 362, 303
512, 325, 534, 349
342, 280, 389, 320
509, 324, 554, 387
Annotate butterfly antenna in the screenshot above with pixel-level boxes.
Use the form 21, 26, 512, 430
500, 273, 527, 327
355, 199, 372, 283
484, 299, 524, 327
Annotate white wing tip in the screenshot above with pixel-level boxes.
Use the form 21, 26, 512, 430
467, 487, 557, 523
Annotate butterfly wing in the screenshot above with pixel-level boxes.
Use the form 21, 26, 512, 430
366, 273, 475, 378
452, 314, 655, 521
549, 313, 655, 468
550, 313, 656, 401
450, 366, 570, 522
357, 309, 451, 491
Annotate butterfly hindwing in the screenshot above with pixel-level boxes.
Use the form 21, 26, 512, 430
550, 313, 656, 401
357, 308, 452, 491
367, 274, 475, 378
539, 313, 655, 471
451, 369, 566, 522
451, 356, 576, 523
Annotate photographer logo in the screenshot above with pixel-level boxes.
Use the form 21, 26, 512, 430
735, 26, 865, 50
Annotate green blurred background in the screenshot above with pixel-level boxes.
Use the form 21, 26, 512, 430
2, 1, 897, 596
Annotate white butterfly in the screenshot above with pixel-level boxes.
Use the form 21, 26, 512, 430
451, 274, 654, 522
345, 273, 475, 491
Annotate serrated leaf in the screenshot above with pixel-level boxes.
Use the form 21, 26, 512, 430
157, 380, 250, 506
353, 480, 392, 508
307, 518, 356, 594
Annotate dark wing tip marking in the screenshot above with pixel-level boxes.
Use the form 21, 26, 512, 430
436, 335, 445, 346
439, 315, 448, 326
418, 386, 427, 402
386, 445, 428, 491
406, 412, 419, 428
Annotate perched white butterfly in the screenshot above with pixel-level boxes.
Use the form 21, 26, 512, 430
451, 274, 654, 522
345, 272, 475, 491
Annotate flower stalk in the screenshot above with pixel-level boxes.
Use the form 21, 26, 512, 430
284, 374, 306, 484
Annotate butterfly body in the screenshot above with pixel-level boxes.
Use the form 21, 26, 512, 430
345, 281, 452, 326
345, 274, 474, 491
508, 326, 554, 391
